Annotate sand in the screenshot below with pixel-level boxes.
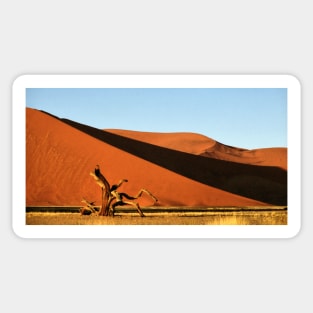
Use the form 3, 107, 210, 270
26, 108, 287, 207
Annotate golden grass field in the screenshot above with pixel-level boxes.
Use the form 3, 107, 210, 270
26, 207, 287, 225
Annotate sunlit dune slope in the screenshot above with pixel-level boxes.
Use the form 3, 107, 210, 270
26, 108, 287, 206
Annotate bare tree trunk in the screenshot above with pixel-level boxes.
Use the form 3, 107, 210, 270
90, 166, 111, 216
98, 187, 110, 216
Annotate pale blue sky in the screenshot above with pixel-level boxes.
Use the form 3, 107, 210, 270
26, 88, 287, 149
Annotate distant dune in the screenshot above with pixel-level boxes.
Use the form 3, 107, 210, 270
105, 129, 216, 155
26, 108, 287, 207
106, 129, 287, 170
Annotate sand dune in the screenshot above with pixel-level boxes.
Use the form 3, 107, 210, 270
107, 129, 287, 170
105, 129, 216, 155
26, 108, 287, 207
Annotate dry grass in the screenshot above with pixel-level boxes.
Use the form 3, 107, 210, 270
26, 208, 287, 225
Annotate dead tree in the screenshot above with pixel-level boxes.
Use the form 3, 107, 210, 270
89, 165, 158, 217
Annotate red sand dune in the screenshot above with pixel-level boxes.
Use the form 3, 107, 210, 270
26, 108, 287, 207
105, 129, 217, 155
106, 129, 287, 170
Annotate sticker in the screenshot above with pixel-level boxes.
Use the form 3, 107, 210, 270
12, 75, 301, 238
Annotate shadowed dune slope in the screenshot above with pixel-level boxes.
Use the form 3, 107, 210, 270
26, 108, 287, 206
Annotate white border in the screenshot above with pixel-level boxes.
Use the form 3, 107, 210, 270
12, 75, 301, 238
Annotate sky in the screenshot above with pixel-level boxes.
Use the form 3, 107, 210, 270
26, 88, 287, 149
